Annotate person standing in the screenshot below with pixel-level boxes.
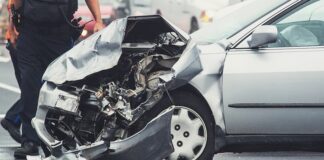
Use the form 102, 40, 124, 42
10, 0, 104, 158
0, 0, 22, 144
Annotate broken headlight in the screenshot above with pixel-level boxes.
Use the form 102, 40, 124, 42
55, 92, 79, 113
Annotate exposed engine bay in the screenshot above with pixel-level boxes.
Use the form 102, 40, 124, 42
32, 15, 202, 159
45, 40, 184, 148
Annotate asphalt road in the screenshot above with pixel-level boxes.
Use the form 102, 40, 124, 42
0, 57, 20, 115
1, 44, 324, 159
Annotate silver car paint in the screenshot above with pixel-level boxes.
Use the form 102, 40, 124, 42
43, 15, 191, 85
33, 2, 324, 155
188, 43, 227, 130
223, 47, 324, 134
187, 0, 324, 135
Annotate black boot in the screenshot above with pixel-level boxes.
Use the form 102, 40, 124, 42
1, 118, 21, 143
14, 141, 39, 159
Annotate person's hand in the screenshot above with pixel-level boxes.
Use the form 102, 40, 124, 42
93, 21, 105, 32
8, 28, 19, 47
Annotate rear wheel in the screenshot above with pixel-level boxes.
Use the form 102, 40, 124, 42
136, 91, 215, 160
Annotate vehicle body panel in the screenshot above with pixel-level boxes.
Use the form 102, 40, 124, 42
34, 15, 203, 158
184, 0, 324, 135
43, 16, 195, 86
223, 47, 324, 134
188, 43, 227, 130
220, 0, 324, 134
32, 0, 324, 158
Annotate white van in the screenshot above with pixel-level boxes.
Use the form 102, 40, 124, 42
151, 0, 245, 33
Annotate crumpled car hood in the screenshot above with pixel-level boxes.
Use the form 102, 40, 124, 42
43, 15, 201, 88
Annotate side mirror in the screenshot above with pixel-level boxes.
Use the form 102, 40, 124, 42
248, 25, 278, 48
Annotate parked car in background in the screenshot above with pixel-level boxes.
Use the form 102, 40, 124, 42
76, 0, 128, 40
151, 0, 245, 33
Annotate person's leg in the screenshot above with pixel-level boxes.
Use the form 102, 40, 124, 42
18, 35, 42, 144
14, 27, 73, 158
4, 100, 21, 125
1, 100, 22, 143
1, 42, 22, 143
7, 42, 22, 87
14, 31, 42, 158
5, 42, 22, 123
13, 29, 73, 158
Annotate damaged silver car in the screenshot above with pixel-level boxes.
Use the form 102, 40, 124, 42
32, 15, 203, 160
34, 0, 324, 159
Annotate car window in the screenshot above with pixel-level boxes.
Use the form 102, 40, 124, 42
237, 0, 324, 48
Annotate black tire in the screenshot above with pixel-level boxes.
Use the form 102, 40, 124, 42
134, 91, 215, 160
189, 19, 199, 34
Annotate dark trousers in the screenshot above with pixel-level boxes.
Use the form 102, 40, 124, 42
5, 42, 22, 126
16, 24, 73, 144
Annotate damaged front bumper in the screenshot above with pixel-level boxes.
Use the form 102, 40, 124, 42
33, 82, 174, 159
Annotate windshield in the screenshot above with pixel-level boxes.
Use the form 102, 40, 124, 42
191, 0, 289, 44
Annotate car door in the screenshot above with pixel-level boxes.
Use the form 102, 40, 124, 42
223, 0, 324, 134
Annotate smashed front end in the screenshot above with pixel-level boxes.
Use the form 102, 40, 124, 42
32, 15, 202, 159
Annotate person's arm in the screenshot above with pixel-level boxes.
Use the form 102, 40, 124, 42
8, 19, 18, 45
11, 0, 22, 9
7, 0, 19, 46
85, 0, 104, 32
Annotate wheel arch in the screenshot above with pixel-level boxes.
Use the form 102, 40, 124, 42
171, 84, 210, 113
174, 80, 226, 129
171, 83, 226, 152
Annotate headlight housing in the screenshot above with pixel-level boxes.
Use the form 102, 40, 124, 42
55, 92, 79, 113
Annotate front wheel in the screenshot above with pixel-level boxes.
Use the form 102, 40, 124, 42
138, 91, 216, 160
